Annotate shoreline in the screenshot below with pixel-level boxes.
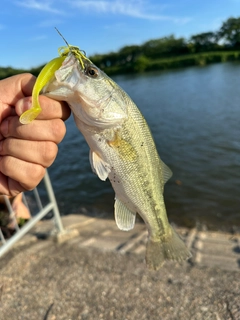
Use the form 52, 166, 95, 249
1, 51, 240, 80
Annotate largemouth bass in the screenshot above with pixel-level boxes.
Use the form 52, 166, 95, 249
20, 41, 191, 270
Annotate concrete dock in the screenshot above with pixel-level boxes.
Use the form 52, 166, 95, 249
0, 214, 239, 319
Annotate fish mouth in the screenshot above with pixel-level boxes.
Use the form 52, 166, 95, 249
58, 53, 84, 79
61, 52, 95, 76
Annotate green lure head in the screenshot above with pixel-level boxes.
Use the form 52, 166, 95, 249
56, 27, 92, 70
58, 45, 91, 70
19, 29, 90, 124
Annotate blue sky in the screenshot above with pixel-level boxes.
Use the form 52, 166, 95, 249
1, 0, 240, 69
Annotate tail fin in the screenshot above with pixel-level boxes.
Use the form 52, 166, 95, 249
145, 226, 192, 270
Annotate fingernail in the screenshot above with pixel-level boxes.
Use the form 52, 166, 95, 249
16, 97, 32, 115
0, 120, 8, 137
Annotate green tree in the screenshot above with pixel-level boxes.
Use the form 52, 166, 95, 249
218, 17, 240, 48
190, 32, 218, 52
142, 35, 189, 59
118, 45, 142, 63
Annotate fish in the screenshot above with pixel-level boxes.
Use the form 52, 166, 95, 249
20, 39, 191, 270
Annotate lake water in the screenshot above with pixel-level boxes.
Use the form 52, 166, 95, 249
48, 62, 240, 232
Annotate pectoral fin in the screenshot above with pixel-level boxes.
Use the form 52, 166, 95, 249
114, 198, 136, 231
89, 150, 111, 181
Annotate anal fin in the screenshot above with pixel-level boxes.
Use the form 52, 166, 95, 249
114, 198, 136, 231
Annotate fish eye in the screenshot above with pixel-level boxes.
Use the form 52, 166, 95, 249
86, 66, 98, 78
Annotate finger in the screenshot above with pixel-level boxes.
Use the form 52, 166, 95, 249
0, 156, 45, 192
0, 74, 36, 106
0, 138, 58, 167
0, 99, 17, 124
0, 116, 66, 144
0, 172, 27, 196
16, 95, 71, 121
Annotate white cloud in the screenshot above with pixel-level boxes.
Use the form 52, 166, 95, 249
15, 0, 63, 14
69, 0, 191, 23
70, 0, 149, 18
14, 0, 191, 25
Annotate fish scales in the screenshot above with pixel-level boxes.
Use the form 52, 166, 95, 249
103, 99, 167, 232
20, 45, 191, 270
74, 89, 167, 236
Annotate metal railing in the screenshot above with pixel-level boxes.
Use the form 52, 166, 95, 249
0, 171, 64, 258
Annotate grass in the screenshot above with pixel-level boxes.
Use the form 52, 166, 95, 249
104, 51, 240, 75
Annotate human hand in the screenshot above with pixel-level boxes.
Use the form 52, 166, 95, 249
0, 73, 70, 196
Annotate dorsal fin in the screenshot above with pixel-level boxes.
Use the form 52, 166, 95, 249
160, 159, 172, 184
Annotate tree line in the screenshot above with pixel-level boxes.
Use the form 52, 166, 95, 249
91, 17, 240, 74
1, 17, 240, 79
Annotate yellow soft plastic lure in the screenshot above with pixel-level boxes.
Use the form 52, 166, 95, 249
20, 38, 91, 124
19, 56, 65, 124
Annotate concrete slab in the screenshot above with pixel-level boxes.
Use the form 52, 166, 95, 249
1, 213, 240, 272
1, 214, 240, 320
